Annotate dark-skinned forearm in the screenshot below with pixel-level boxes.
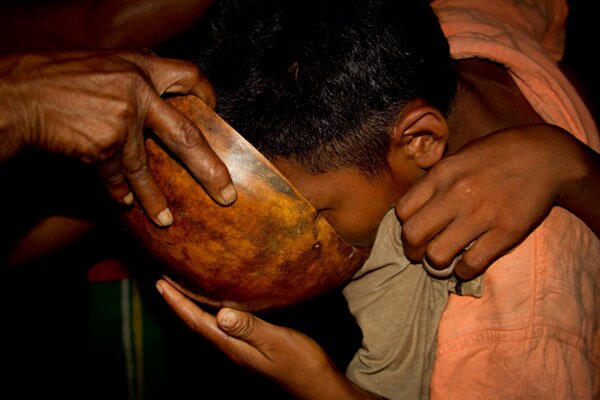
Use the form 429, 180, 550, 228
284, 361, 381, 400
0, 0, 213, 54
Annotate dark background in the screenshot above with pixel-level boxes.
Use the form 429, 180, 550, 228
561, 0, 599, 123
1, 1, 598, 399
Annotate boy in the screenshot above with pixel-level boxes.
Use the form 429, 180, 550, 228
157, 0, 600, 398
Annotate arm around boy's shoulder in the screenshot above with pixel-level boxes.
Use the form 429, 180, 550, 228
398, 0, 600, 279
433, 0, 599, 151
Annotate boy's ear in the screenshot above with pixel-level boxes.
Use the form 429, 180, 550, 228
390, 101, 448, 169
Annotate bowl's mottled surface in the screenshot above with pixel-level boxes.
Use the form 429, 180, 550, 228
122, 96, 367, 311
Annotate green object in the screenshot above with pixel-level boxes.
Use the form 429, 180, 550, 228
77, 278, 168, 400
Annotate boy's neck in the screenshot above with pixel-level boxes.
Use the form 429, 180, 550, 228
445, 58, 544, 155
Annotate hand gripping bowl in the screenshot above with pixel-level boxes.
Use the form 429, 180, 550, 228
122, 95, 368, 311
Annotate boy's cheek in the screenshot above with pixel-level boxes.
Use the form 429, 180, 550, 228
323, 211, 380, 248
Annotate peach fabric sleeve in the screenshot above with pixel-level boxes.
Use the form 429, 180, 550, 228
430, 0, 600, 398
433, 0, 599, 151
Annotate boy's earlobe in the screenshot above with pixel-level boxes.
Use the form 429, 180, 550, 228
392, 103, 449, 169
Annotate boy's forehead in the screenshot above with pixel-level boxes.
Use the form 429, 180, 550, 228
271, 158, 384, 209
271, 159, 334, 205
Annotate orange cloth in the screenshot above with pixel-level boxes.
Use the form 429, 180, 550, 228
430, 1, 600, 398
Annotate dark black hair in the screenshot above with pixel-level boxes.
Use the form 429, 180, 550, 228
162, 0, 456, 177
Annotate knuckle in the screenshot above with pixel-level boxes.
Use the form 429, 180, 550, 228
105, 61, 148, 87
115, 50, 145, 67
92, 132, 124, 159
493, 216, 525, 241
111, 98, 137, 121
425, 244, 453, 268
402, 242, 424, 262
93, 150, 112, 163
84, 141, 113, 162
501, 225, 523, 241
84, 155, 100, 166
172, 121, 201, 148
450, 176, 477, 197
164, 57, 199, 75
77, 140, 98, 157
460, 251, 487, 276
179, 59, 201, 76
122, 68, 148, 88
123, 161, 151, 179
429, 158, 456, 182
400, 221, 423, 248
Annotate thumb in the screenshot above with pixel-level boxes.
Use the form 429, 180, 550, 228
217, 308, 257, 341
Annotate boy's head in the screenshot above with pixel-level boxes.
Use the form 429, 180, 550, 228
165, 0, 456, 246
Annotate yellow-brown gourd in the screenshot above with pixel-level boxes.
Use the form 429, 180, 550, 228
122, 95, 368, 311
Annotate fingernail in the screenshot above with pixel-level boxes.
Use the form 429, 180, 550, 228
122, 192, 134, 205
155, 281, 164, 295
220, 184, 237, 205
156, 208, 173, 226
219, 310, 239, 330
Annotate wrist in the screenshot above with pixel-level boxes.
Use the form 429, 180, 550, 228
515, 123, 587, 206
555, 138, 598, 207
288, 357, 378, 400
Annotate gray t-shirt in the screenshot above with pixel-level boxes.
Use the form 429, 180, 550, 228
343, 210, 483, 400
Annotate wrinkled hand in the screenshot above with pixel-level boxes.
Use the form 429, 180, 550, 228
396, 124, 586, 280
0, 51, 235, 226
156, 279, 373, 400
